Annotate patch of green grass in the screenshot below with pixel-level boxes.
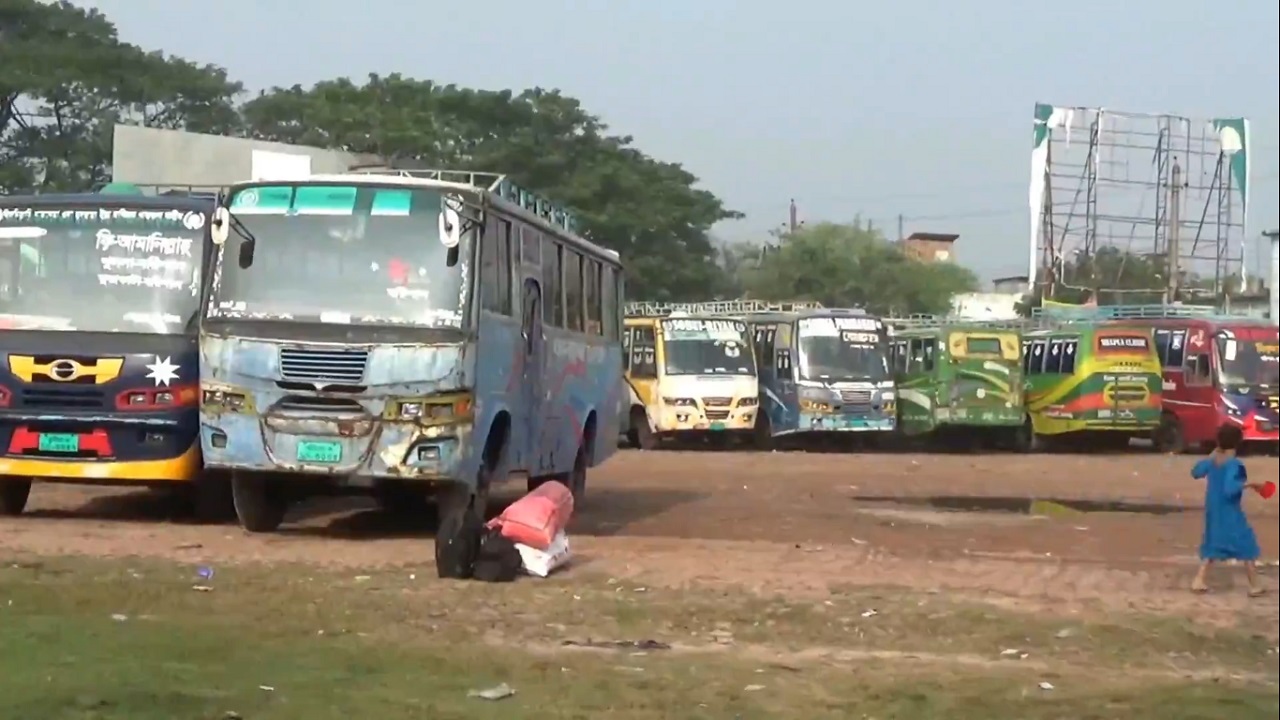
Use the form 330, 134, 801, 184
0, 556, 1275, 719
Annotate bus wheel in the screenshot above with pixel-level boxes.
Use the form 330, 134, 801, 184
1153, 414, 1186, 454
629, 408, 656, 449
0, 477, 32, 516
174, 472, 236, 523
566, 442, 588, 504
435, 479, 484, 580
231, 471, 288, 533
753, 413, 774, 451
1009, 419, 1037, 453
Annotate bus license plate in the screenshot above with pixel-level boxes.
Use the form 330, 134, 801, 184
38, 433, 80, 453
297, 440, 342, 464
710, 422, 725, 431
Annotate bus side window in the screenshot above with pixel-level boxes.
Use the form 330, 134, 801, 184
757, 327, 775, 368
631, 326, 657, 378
921, 338, 936, 371
602, 266, 619, 340
563, 249, 583, 332
622, 326, 632, 370
1166, 330, 1187, 367
1059, 339, 1078, 374
541, 237, 562, 328
1021, 340, 1033, 374
584, 258, 602, 335
1027, 340, 1047, 375
1043, 339, 1064, 373
1184, 349, 1210, 385
1154, 329, 1172, 367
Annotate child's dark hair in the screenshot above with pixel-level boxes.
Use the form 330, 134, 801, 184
1216, 423, 1244, 451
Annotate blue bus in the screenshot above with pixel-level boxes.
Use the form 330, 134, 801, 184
743, 303, 896, 447
1, 186, 224, 517
199, 169, 623, 577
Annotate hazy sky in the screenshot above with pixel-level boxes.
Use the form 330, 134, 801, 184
77, 0, 1279, 281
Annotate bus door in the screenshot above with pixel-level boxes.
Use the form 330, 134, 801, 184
520, 276, 544, 469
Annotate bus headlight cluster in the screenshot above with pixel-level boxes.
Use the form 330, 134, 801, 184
202, 387, 249, 411
736, 397, 758, 408
800, 399, 831, 412
662, 397, 698, 407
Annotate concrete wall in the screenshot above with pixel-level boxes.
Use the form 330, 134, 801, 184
111, 125, 381, 187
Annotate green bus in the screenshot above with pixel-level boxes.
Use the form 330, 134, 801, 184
888, 321, 1027, 448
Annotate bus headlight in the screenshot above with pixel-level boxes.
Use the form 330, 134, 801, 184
882, 399, 896, 414
662, 397, 698, 407
800, 399, 831, 412
736, 397, 758, 408
201, 385, 251, 412
390, 396, 472, 422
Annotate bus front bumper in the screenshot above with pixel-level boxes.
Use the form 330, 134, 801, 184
200, 413, 468, 486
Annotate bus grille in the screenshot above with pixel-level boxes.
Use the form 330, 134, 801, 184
20, 386, 107, 410
702, 397, 734, 407
705, 410, 731, 421
838, 389, 872, 407
279, 349, 369, 384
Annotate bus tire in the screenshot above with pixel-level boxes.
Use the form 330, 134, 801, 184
1009, 419, 1037, 453
435, 479, 484, 580
0, 477, 32, 516
629, 407, 656, 450
753, 412, 774, 451
566, 441, 588, 505
231, 471, 288, 533
1153, 413, 1186, 454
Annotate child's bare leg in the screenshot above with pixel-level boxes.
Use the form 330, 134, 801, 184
1244, 562, 1266, 596
1191, 561, 1211, 592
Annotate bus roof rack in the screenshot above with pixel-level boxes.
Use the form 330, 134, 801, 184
624, 299, 825, 317
96, 182, 224, 200
886, 315, 1040, 331
1031, 304, 1218, 320
346, 165, 577, 233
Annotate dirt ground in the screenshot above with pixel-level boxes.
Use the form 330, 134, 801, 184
3, 450, 1277, 631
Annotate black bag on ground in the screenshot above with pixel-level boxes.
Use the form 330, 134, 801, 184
472, 527, 521, 582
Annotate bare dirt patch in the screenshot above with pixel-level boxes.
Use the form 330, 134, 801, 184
2, 450, 1277, 629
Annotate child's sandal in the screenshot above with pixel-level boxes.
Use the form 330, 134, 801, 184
1248, 587, 1267, 598
1191, 584, 1209, 594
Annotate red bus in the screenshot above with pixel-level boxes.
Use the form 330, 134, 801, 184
1107, 315, 1278, 453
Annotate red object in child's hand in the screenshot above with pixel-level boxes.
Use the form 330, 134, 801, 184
1257, 481, 1276, 500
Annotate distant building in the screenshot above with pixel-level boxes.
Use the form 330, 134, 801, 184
992, 275, 1029, 294
898, 232, 958, 263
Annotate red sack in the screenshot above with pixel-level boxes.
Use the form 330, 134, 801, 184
491, 481, 574, 550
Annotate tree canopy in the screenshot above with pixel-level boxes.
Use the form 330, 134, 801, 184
732, 222, 980, 316
2, 0, 982, 311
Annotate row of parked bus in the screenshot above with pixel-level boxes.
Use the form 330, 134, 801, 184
0, 169, 623, 578
619, 301, 1279, 454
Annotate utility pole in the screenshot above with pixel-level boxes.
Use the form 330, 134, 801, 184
897, 213, 905, 242
1165, 159, 1182, 304
788, 199, 798, 234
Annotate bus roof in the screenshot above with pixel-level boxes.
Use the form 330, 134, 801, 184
224, 170, 620, 264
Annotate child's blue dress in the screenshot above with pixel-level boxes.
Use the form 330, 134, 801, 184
1191, 456, 1260, 562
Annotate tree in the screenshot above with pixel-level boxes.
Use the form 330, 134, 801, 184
0, 0, 242, 193
240, 75, 739, 300
739, 222, 980, 316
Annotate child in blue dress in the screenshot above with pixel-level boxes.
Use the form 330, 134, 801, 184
1190, 423, 1266, 596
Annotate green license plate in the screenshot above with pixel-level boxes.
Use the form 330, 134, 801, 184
710, 421, 726, 431
297, 440, 342, 464
37, 433, 79, 453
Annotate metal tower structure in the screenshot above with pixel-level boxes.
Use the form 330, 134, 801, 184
1029, 104, 1250, 302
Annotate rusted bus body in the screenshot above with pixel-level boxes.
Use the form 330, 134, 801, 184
199, 171, 624, 577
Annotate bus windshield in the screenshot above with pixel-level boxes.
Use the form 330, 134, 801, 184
797, 317, 889, 382
209, 183, 466, 328
660, 318, 754, 375
1217, 337, 1280, 388
0, 203, 206, 334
